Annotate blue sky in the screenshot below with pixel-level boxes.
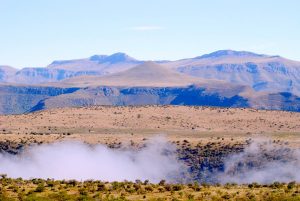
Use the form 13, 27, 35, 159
0, 0, 299, 68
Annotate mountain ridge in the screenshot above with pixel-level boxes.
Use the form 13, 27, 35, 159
1, 49, 300, 98
1, 55, 300, 114
194, 50, 267, 59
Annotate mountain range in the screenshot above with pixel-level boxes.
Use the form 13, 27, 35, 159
1, 50, 300, 114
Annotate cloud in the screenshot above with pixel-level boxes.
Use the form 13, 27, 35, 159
0, 137, 187, 183
130, 26, 164, 31
215, 139, 300, 184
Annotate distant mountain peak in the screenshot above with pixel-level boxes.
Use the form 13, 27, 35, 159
90, 52, 138, 64
62, 59, 199, 87
89, 54, 108, 61
104, 52, 137, 63
195, 50, 266, 59
50, 59, 76, 66
122, 61, 163, 74
110, 52, 130, 57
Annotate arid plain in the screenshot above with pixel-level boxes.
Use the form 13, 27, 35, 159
1, 105, 300, 146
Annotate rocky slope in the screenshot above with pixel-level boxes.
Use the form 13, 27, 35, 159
163, 50, 300, 95
0, 84, 80, 114
3, 53, 141, 84
0, 66, 17, 82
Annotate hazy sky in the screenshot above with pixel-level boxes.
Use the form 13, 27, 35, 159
0, 0, 299, 67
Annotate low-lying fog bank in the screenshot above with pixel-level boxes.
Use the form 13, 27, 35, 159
0, 137, 187, 183
216, 139, 300, 184
0, 137, 299, 184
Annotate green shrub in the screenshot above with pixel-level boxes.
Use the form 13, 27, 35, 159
35, 183, 45, 192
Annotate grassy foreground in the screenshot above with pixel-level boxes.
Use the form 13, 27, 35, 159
0, 177, 300, 201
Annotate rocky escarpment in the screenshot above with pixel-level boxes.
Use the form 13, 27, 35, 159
28, 85, 249, 113
1, 84, 300, 115
0, 85, 80, 114
13, 68, 102, 84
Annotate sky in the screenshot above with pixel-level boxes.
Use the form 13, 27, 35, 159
0, 0, 299, 68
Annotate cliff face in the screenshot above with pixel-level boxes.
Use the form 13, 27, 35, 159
2, 84, 300, 115
13, 68, 102, 84
164, 50, 300, 96
175, 62, 300, 95
0, 85, 80, 114
28, 86, 250, 113
0, 66, 18, 82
